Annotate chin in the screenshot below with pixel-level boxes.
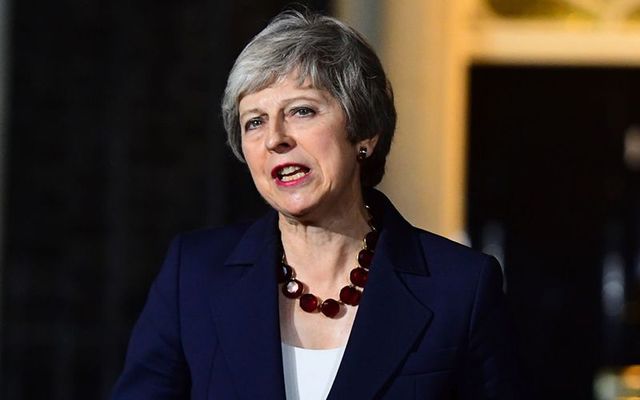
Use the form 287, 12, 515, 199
270, 197, 321, 222
276, 204, 314, 220
262, 189, 315, 214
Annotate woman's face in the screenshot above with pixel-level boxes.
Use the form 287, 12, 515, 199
239, 74, 374, 222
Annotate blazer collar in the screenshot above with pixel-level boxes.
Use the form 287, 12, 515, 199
365, 188, 429, 276
210, 189, 433, 399
222, 210, 279, 266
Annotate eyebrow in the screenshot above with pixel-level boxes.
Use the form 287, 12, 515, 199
239, 108, 262, 121
239, 95, 325, 121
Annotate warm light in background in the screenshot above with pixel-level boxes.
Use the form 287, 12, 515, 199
595, 366, 640, 399
623, 366, 640, 390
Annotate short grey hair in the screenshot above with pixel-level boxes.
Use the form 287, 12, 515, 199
221, 9, 396, 187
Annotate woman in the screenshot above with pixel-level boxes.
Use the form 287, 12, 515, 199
112, 10, 523, 400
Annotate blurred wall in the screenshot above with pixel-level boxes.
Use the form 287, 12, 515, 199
336, 0, 469, 240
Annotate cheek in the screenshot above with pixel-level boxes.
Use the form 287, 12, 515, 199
328, 141, 357, 169
243, 159, 272, 195
240, 141, 249, 161
241, 143, 259, 170
245, 159, 264, 182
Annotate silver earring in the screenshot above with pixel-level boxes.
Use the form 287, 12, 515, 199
357, 147, 367, 161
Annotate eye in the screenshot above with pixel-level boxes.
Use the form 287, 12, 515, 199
244, 118, 263, 132
291, 107, 315, 117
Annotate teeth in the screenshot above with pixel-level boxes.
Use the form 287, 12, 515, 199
281, 171, 306, 182
275, 165, 309, 182
279, 165, 301, 175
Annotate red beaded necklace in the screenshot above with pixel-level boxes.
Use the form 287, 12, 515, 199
277, 216, 378, 318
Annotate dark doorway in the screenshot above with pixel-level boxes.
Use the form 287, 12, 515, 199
467, 66, 640, 399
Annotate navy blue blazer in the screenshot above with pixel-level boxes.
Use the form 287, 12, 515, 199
112, 190, 523, 399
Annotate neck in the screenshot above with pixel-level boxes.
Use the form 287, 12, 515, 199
278, 197, 371, 284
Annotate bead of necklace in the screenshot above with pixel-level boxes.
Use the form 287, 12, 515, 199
278, 217, 378, 318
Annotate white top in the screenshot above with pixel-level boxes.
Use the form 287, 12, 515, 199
281, 343, 346, 400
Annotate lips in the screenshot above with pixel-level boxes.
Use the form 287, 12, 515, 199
271, 163, 311, 184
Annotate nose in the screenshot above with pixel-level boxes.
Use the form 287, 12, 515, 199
265, 117, 295, 153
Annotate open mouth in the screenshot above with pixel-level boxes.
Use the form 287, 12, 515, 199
272, 164, 310, 183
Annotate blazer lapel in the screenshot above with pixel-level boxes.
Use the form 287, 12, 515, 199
208, 211, 286, 400
328, 191, 434, 399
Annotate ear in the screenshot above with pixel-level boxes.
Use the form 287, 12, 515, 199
357, 134, 379, 156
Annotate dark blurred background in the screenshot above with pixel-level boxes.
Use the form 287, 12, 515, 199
1, 1, 327, 398
467, 66, 640, 399
1, 1, 640, 399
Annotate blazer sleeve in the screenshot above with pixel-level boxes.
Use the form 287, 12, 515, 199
111, 235, 190, 400
459, 256, 526, 400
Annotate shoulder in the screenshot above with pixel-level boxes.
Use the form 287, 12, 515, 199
414, 228, 506, 327
150, 221, 256, 291
415, 228, 503, 291
416, 228, 495, 275
407, 227, 503, 303
165, 210, 278, 285
369, 187, 499, 284
176, 221, 254, 259
172, 203, 278, 257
